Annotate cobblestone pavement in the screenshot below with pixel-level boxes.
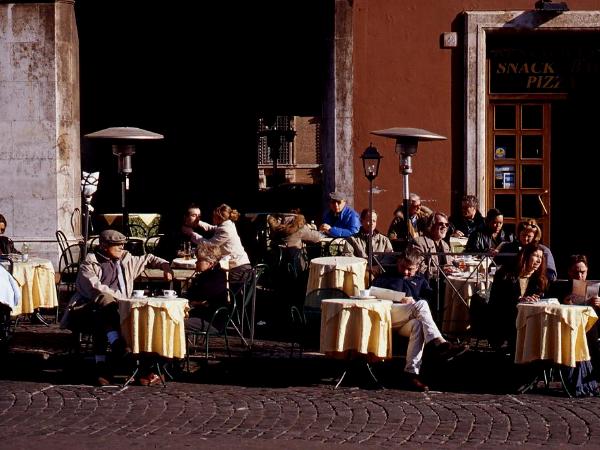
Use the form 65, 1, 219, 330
2, 379, 600, 448
3, 322, 600, 448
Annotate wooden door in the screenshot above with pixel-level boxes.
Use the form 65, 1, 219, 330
487, 102, 551, 242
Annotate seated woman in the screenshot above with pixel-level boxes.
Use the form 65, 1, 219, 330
185, 242, 229, 332
0, 214, 19, 255
488, 243, 548, 353
497, 219, 557, 281
182, 204, 252, 286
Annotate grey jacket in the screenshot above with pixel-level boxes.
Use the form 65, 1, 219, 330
60, 250, 170, 328
413, 236, 455, 278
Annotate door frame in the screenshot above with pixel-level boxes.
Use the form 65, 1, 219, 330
464, 10, 600, 211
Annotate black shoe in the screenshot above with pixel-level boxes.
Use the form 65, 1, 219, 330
434, 341, 469, 362
403, 372, 429, 392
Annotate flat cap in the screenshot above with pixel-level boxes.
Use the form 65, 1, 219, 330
99, 229, 127, 245
329, 191, 347, 201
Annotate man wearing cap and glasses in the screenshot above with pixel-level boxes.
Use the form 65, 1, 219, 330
319, 192, 360, 238
61, 229, 173, 386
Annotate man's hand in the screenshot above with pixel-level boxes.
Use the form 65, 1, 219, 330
400, 297, 415, 305
452, 230, 465, 238
319, 223, 331, 234
163, 270, 174, 282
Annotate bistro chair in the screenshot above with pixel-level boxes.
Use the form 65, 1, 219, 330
185, 288, 237, 371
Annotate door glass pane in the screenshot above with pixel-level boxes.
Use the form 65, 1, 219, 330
521, 165, 543, 188
495, 105, 516, 129
522, 135, 543, 159
522, 194, 543, 218
494, 135, 516, 159
522, 104, 543, 129
495, 194, 516, 218
495, 165, 516, 189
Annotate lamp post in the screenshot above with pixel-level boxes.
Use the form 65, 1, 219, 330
80, 171, 100, 259
84, 127, 163, 235
360, 144, 382, 286
370, 128, 446, 243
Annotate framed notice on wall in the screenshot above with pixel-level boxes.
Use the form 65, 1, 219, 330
503, 172, 516, 188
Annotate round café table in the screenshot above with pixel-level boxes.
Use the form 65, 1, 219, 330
10, 257, 58, 316
307, 256, 367, 298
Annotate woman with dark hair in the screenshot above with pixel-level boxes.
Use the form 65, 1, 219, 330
488, 243, 548, 352
465, 208, 512, 254
0, 214, 19, 255
182, 204, 251, 284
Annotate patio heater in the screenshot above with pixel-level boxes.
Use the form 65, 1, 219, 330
84, 127, 163, 235
360, 144, 382, 286
370, 128, 446, 243
80, 171, 100, 258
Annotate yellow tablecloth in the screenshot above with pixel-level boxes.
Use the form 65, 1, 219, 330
307, 256, 366, 297
119, 297, 189, 359
515, 303, 598, 368
10, 258, 58, 316
442, 274, 492, 335
320, 298, 392, 360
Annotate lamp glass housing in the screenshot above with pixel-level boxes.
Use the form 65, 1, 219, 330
360, 144, 383, 181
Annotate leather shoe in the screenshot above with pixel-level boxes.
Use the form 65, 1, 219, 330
137, 372, 164, 387
434, 341, 469, 362
94, 362, 112, 386
403, 372, 429, 392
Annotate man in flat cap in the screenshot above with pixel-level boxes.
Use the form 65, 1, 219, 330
62, 229, 173, 386
319, 191, 360, 238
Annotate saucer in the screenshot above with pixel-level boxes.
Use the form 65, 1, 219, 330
350, 295, 377, 300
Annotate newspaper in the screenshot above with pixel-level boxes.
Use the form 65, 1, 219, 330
571, 279, 600, 305
369, 286, 406, 303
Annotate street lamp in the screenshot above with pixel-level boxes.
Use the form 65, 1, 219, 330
370, 127, 446, 243
80, 171, 99, 258
360, 144, 382, 286
84, 127, 163, 235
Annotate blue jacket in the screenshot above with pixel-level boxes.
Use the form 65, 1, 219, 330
322, 206, 360, 238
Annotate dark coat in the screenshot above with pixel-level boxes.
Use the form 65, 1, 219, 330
372, 271, 433, 301
448, 211, 484, 239
0, 236, 18, 255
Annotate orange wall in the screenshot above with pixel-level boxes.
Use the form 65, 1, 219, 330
351, 0, 600, 227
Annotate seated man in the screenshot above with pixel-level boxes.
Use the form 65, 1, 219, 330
0, 214, 19, 255
319, 191, 360, 238
372, 249, 467, 391
61, 229, 173, 386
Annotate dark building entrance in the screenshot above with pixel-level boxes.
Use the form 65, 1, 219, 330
76, 0, 332, 234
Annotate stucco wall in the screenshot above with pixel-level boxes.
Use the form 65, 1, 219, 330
0, 1, 80, 266
351, 0, 600, 225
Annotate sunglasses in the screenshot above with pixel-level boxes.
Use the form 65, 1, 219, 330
435, 222, 449, 228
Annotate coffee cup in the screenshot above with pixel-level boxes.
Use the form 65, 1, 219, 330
162, 289, 177, 298
132, 289, 145, 298
359, 289, 370, 298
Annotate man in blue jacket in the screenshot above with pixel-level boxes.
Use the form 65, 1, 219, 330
319, 191, 360, 238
